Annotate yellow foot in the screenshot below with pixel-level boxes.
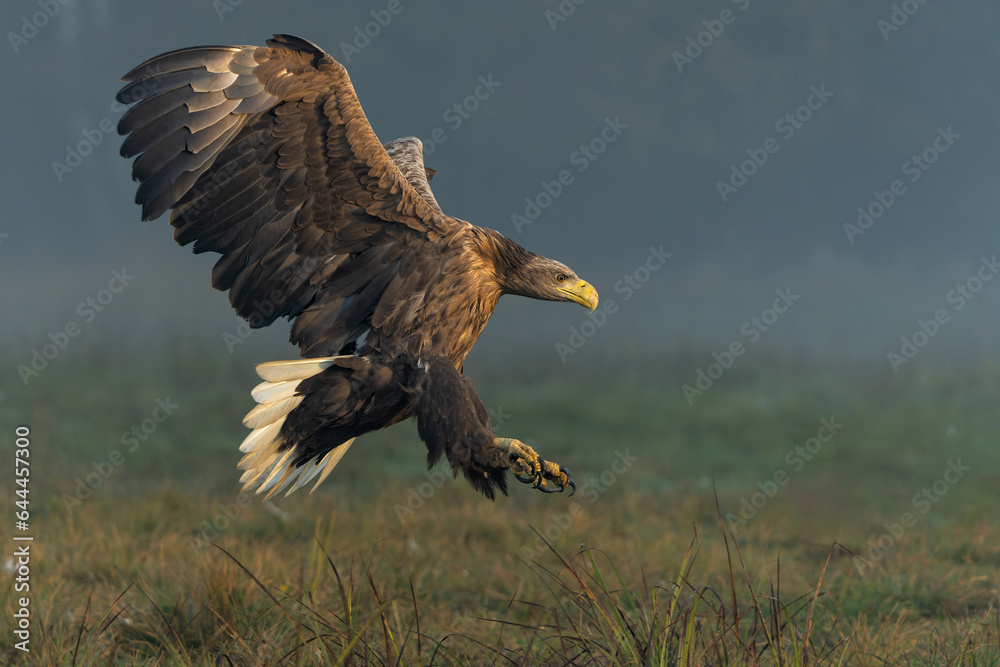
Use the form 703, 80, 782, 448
494, 437, 575, 495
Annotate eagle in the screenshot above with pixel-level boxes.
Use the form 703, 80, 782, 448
116, 34, 598, 500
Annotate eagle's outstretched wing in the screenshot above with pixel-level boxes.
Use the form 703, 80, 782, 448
117, 33, 462, 357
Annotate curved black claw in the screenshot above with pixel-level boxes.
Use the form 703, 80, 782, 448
532, 459, 548, 491
534, 469, 562, 493
514, 471, 536, 485
530, 460, 575, 494
561, 466, 577, 496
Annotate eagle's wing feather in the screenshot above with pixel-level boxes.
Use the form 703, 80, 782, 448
117, 34, 464, 357
383, 137, 443, 216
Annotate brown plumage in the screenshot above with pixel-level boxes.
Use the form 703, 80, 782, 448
117, 34, 599, 499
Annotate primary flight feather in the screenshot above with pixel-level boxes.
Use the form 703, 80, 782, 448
117, 34, 598, 500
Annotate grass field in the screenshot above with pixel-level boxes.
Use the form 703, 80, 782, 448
2, 345, 999, 665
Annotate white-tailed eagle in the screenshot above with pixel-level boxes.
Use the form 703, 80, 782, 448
116, 34, 598, 500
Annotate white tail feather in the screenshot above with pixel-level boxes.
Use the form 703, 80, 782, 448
238, 420, 283, 453
251, 379, 298, 403
242, 394, 304, 429
255, 356, 342, 382
239, 449, 282, 486
256, 449, 297, 493
310, 438, 355, 493
285, 454, 331, 495
238, 357, 356, 498
259, 438, 356, 500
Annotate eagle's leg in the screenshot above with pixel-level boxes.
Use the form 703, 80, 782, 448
494, 437, 576, 495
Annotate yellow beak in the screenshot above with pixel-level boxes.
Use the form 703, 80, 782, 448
558, 279, 599, 312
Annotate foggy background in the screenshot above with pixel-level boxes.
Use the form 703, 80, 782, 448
4, 0, 1000, 389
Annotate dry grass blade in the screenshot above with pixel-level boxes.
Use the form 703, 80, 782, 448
365, 566, 394, 665
135, 583, 190, 662
71, 592, 92, 667
212, 544, 298, 628
407, 576, 422, 667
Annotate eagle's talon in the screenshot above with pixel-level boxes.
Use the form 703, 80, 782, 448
495, 436, 574, 495
533, 460, 574, 494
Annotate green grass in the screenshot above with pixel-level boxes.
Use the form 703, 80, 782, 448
2, 345, 999, 664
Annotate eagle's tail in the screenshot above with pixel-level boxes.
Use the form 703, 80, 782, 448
237, 357, 355, 499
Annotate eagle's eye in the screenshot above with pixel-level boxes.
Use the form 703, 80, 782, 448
556, 273, 568, 283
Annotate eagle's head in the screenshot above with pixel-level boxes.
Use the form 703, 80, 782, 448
481, 231, 598, 311
514, 257, 599, 311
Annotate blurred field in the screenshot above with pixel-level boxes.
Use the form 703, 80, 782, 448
2, 345, 1000, 664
